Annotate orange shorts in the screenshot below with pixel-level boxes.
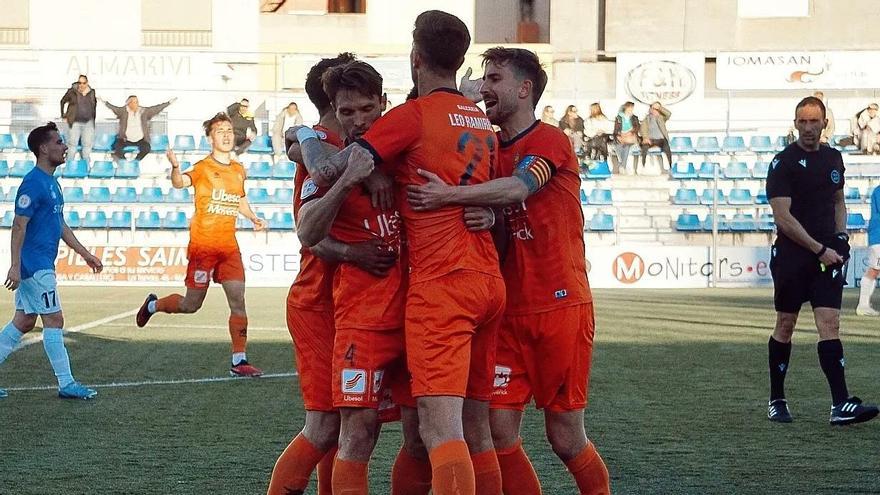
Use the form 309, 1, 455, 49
332, 327, 408, 410
406, 270, 506, 401
491, 303, 595, 412
286, 301, 335, 412
185, 247, 245, 289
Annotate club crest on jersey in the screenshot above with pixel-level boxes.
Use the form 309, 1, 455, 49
342, 368, 366, 394
300, 178, 318, 199
16, 194, 31, 209
830, 169, 841, 184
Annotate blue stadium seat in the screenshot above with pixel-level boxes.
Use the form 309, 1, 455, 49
247, 187, 271, 204
248, 161, 272, 179
697, 162, 721, 179
752, 161, 770, 179
727, 188, 754, 205
5, 186, 18, 203
237, 212, 267, 230
109, 211, 132, 229
586, 161, 612, 180
758, 213, 775, 232
63, 186, 85, 203
248, 135, 273, 154
64, 210, 81, 228
845, 187, 862, 204
14, 133, 29, 151
198, 136, 211, 152
671, 162, 697, 180
82, 210, 107, 228
721, 136, 747, 153
10, 159, 34, 178
587, 189, 613, 205
729, 213, 756, 232
93, 133, 116, 153
272, 160, 296, 180
139, 187, 165, 203
749, 135, 775, 153
775, 136, 789, 151
832, 135, 859, 153
588, 212, 614, 232
669, 136, 694, 154
167, 188, 192, 203
695, 136, 721, 153
90, 160, 115, 179
112, 186, 138, 203
62, 159, 89, 179
755, 192, 768, 205
675, 213, 701, 232
269, 211, 294, 230
136, 211, 161, 229
173, 135, 196, 153
87, 187, 111, 203
700, 189, 726, 205
723, 161, 750, 179
702, 214, 729, 231
0, 134, 14, 151
162, 211, 189, 229
179, 161, 193, 172
149, 134, 169, 153
116, 160, 140, 179
847, 212, 867, 230
579, 189, 588, 205
0, 211, 13, 228
0, 160, 9, 177
672, 188, 699, 205
271, 188, 294, 205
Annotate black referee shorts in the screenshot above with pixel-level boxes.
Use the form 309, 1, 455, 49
770, 245, 845, 313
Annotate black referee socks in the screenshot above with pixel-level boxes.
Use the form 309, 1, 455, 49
768, 337, 792, 401
818, 339, 849, 406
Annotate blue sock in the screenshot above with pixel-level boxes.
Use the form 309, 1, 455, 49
42, 328, 74, 388
0, 322, 24, 365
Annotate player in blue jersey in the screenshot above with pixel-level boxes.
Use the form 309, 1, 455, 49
0, 122, 104, 399
856, 186, 880, 316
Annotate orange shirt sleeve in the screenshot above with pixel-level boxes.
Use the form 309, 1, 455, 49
184, 162, 202, 185
356, 101, 421, 165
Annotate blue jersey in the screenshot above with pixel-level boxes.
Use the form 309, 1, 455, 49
14, 167, 64, 278
869, 187, 880, 246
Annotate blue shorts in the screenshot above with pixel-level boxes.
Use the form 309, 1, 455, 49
15, 269, 61, 315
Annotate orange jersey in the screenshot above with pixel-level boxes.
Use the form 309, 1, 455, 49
184, 155, 246, 252
358, 89, 501, 284
288, 126, 344, 311
498, 121, 591, 314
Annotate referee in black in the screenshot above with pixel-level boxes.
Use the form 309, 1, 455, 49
766, 96, 878, 425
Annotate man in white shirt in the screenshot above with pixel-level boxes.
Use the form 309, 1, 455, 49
271, 101, 304, 157
101, 95, 176, 162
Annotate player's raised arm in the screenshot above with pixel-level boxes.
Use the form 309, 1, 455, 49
289, 126, 361, 187
167, 149, 192, 188
60, 222, 103, 273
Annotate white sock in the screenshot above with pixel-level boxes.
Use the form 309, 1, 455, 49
859, 275, 876, 308
42, 328, 74, 388
0, 322, 24, 365
147, 300, 157, 314
232, 352, 247, 366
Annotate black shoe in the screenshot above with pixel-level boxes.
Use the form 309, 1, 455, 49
136, 294, 158, 328
768, 399, 793, 423
830, 396, 879, 426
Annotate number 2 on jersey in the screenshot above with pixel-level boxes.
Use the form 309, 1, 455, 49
457, 132, 496, 185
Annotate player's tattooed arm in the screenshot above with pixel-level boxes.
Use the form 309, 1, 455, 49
299, 139, 359, 187
60, 223, 103, 273
310, 237, 396, 277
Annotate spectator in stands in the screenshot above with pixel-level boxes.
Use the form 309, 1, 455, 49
813, 91, 835, 144
855, 103, 880, 154
639, 101, 673, 173
272, 101, 304, 157
60, 75, 97, 161
227, 98, 258, 154
559, 104, 585, 155
99, 95, 176, 162
583, 102, 613, 162
541, 105, 558, 126
612, 101, 639, 174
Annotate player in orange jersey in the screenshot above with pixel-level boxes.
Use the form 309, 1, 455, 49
135, 112, 267, 378
407, 47, 610, 495
287, 11, 506, 495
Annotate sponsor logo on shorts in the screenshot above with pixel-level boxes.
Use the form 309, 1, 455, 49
301, 178, 318, 200
372, 369, 384, 394
193, 270, 209, 284
342, 368, 366, 394
494, 365, 511, 389
554, 289, 568, 299
16, 194, 31, 209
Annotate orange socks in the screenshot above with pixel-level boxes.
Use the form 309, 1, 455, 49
391, 447, 432, 495
228, 314, 247, 354
266, 433, 327, 495
428, 440, 475, 495
497, 438, 542, 494
564, 442, 610, 495
155, 294, 183, 313
331, 457, 369, 495
471, 449, 502, 495
316, 447, 337, 495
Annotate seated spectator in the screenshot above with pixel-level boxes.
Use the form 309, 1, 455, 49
541, 105, 558, 126
612, 101, 639, 174
639, 101, 673, 173
583, 102, 613, 162
559, 105, 585, 155
272, 101, 304, 157
855, 103, 880, 154
100, 95, 176, 162
813, 91, 835, 144
227, 98, 258, 154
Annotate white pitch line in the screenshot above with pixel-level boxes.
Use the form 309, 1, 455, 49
14, 308, 140, 350
100, 322, 289, 332
6, 371, 299, 392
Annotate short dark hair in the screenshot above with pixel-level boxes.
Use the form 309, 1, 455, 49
288, 102, 298, 108
78, 74, 88, 81
28, 122, 59, 156
202, 112, 232, 136
322, 61, 383, 104
127, 95, 137, 101
305, 52, 358, 116
795, 96, 826, 119
240, 98, 249, 104
406, 86, 419, 101
481, 47, 547, 108
412, 10, 470, 78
